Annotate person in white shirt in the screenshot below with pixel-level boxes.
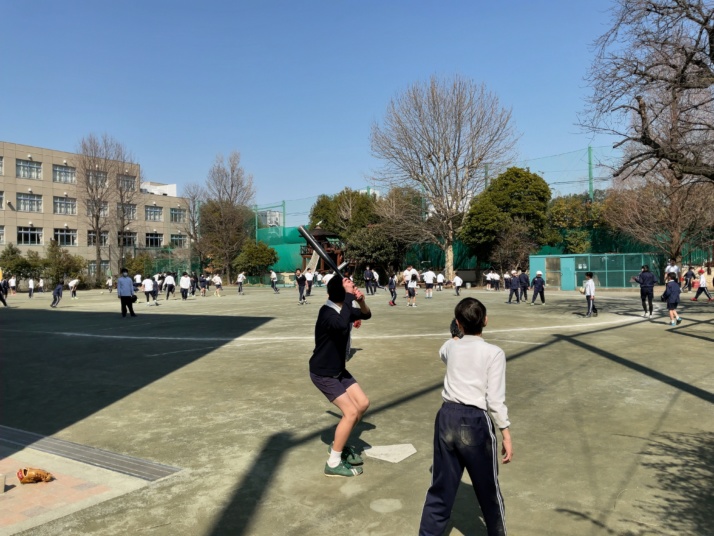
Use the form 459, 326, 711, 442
322, 270, 335, 288
270, 270, 280, 294
38, 278, 45, 293
134, 273, 142, 285
164, 272, 177, 300
422, 269, 436, 299
28, 277, 35, 298
584, 271, 598, 317
68, 278, 80, 299
402, 267, 412, 298
304, 268, 314, 297
9, 276, 17, 295
491, 270, 501, 291
452, 272, 463, 296
691, 268, 713, 301
179, 272, 191, 300
316, 272, 324, 287
142, 277, 159, 305
665, 259, 680, 287
436, 272, 445, 292
106, 276, 113, 294
407, 273, 419, 307
485, 271, 492, 290
212, 274, 223, 297
236, 272, 246, 295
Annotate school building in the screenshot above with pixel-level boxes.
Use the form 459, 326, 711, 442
0, 141, 190, 277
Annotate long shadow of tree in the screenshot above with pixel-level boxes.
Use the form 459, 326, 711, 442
556, 431, 714, 535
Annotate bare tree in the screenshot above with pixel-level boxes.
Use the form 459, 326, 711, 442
586, 0, 714, 182
489, 219, 537, 274
115, 167, 141, 272
200, 152, 256, 281
181, 182, 207, 269
371, 75, 518, 278
603, 165, 714, 261
74, 134, 140, 286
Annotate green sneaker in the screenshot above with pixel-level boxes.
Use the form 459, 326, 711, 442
676, 317, 682, 325
324, 460, 363, 478
327, 444, 363, 465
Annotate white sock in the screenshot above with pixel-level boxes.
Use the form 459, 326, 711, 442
327, 449, 342, 468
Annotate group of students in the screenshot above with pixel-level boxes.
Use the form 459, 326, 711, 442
505, 269, 546, 306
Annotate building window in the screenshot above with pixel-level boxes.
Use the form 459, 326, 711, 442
118, 174, 136, 191
53, 196, 77, 215
117, 203, 137, 220
145, 233, 163, 248
17, 226, 43, 245
87, 230, 109, 246
16, 159, 42, 179
88, 260, 111, 276
0, 156, 3, 175
16, 193, 43, 212
0, 226, 4, 244
86, 200, 108, 217
170, 234, 188, 248
170, 207, 187, 223
118, 231, 137, 247
53, 164, 76, 183
54, 228, 78, 246
145, 205, 163, 221
88, 170, 108, 187
0, 191, 3, 210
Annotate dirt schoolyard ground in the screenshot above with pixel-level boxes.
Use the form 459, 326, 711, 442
1, 284, 712, 535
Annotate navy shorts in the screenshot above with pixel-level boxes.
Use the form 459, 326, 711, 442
408, 288, 416, 297
310, 371, 357, 402
426, 283, 434, 289
667, 301, 678, 310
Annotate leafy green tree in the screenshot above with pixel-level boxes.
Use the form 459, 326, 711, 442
25, 250, 46, 279
308, 188, 379, 239
460, 167, 551, 261
0, 244, 32, 279
43, 240, 86, 286
122, 252, 154, 278
345, 224, 404, 275
232, 241, 278, 276
546, 193, 607, 253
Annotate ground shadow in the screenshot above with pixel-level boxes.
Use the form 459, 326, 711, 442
209, 381, 443, 535
556, 431, 714, 535
0, 308, 272, 454
448, 481, 489, 536
321, 410, 376, 452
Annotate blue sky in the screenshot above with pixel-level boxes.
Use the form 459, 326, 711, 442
2, 1, 618, 205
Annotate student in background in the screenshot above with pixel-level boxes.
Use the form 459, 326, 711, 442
662, 272, 683, 327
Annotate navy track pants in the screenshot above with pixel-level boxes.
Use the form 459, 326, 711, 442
419, 402, 506, 536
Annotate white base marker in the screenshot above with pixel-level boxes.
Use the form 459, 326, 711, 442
363, 444, 417, 463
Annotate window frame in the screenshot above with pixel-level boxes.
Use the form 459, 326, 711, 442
16, 193, 43, 212
17, 226, 43, 245
16, 159, 42, 180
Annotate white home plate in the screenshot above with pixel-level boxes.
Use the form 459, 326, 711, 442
363, 444, 417, 463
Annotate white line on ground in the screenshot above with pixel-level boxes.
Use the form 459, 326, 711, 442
8, 315, 642, 343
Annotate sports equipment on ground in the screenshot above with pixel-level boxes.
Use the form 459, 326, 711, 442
17, 467, 54, 484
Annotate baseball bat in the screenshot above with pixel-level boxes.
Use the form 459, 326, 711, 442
298, 226, 343, 278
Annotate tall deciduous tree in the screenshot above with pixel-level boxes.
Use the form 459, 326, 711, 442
199, 152, 255, 281
181, 182, 208, 269
74, 134, 140, 286
308, 188, 379, 238
602, 167, 714, 260
371, 75, 518, 278
586, 0, 714, 182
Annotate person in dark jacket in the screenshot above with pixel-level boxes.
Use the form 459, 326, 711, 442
0, 278, 7, 307
530, 270, 546, 305
51, 280, 64, 308
683, 266, 696, 293
295, 268, 307, 305
507, 270, 520, 304
309, 275, 371, 478
662, 272, 682, 327
518, 270, 530, 302
634, 265, 658, 318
